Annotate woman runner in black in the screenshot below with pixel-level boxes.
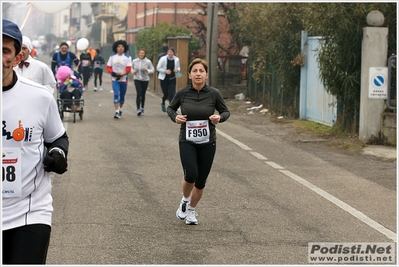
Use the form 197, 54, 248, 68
167, 58, 230, 225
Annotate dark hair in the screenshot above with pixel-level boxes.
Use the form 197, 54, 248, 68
162, 43, 168, 52
112, 40, 128, 53
5, 37, 22, 56
188, 58, 208, 73
95, 48, 101, 54
138, 49, 147, 57
1, 34, 21, 55
168, 47, 175, 54
15, 42, 21, 55
60, 41, 69, 48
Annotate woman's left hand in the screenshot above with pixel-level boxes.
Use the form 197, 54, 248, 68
209, 115, 221, 125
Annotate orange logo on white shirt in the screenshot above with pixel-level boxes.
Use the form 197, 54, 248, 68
12, 120, 24, 141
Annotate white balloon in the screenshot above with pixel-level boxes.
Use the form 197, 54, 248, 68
66, 40, 72, 47
31, 2, 72, 14
76, 38, 89, 51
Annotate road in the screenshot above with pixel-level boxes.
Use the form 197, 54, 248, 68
43, 57, 396, 265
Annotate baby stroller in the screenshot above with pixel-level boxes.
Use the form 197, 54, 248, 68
56, 66, 85, 123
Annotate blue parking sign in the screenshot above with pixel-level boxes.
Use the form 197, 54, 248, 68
369, 67, 388, 99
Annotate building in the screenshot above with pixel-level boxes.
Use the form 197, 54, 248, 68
88, 2, 238, 58
69, 4, 93, 40
125, 2, 238, 58
90, 2, 129, 47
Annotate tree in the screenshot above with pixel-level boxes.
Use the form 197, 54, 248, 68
230, 3, 306, 117
227, 3, 396, 131
305, 3, 397, 132
136, 22, 200, 66
184, 3, 208, 50
231, 3, 305, 79
183, 3, 241, 69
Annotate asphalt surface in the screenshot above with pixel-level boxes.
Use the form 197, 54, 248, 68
38, 55, 396, 265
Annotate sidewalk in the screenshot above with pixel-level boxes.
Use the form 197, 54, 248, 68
362, 145, 397, 160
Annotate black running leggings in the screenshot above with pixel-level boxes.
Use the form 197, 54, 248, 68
160, 78, 176, 104
179, 141, 216, 189
94, 68, 103, 87
134, 80, 149, 109
3, 224, 51, 264
82, 67, 91, 87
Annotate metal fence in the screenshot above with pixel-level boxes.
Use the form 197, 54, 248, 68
387, 54, 397, 112
246, 61, 299, 118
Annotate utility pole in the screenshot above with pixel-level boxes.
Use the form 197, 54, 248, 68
206, 2, 218, 87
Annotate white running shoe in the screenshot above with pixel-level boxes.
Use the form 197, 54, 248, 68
94, 87, 97, 92
176, 200, 189, 220
185, 208, 198, 225
100, 86, 103, 91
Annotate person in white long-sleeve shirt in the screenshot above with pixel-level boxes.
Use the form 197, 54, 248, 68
132, 49, 154, 116
14, 36, 56, 94
156, 47, 180, 112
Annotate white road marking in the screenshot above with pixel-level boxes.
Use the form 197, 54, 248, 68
265, 161, 284, 169
280, 170, 397, 242
217, 129, 396, 242
217, 129, 252, 151
250, 151, 267, 160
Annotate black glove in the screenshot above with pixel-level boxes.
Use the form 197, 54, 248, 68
43, 148, 68, 174
116, 74, 122, 80
111, 72, 117, 77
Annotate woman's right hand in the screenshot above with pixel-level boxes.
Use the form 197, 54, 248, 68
175, 115, 187, 124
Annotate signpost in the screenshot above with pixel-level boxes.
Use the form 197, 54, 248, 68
368, 67, 388, 99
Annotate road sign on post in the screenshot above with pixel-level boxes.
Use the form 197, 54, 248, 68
369, 67, 388, 99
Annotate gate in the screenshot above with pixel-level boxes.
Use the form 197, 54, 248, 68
299, 31, 337, 126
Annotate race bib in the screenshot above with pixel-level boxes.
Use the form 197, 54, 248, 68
81, 60, 90, 67
186, 120, 210, 144
2, 149, 22, 198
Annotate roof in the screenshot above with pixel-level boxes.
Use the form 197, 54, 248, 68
124, 26, 152, 34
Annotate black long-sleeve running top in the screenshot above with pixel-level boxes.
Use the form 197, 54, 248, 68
167, 84, 230, 143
